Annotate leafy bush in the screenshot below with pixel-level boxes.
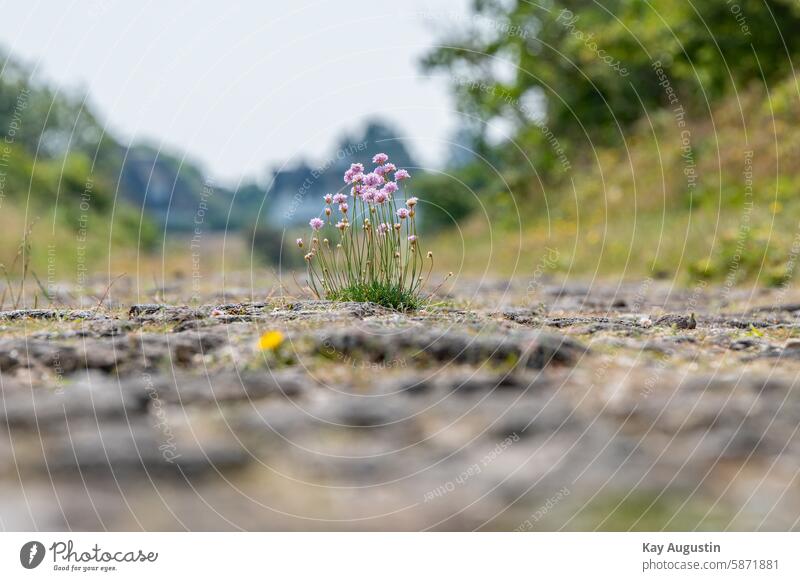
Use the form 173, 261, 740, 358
423, 0, 800, 158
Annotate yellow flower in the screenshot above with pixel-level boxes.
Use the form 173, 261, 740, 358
258, 330, 285, 351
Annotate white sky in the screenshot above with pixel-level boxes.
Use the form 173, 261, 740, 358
0, 0, 471, 184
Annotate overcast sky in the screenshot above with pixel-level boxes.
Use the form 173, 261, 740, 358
0, 0, 471, 184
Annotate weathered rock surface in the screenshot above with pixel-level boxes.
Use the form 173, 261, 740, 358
2, 280, 800, 531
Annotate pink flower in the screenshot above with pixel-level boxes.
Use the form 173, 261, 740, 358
406, 196, 418, 207
374, 165, 386, 176
309, 218, 324, 230
343, 164, 365, 184
324, 193, 333, 204
383, 162, 396, 173
362, 187, 377, 202
363, 172, 383, 187
336, 220, 349, 231
382, 181, 398, 195
332, 193, 348, 204
396, 208, 409, 219
372, 153, 389, 164
378, 223, 389, 235
373, 190, 388, 204
296, 238, 304, 247
395, 169, 410, 181
339, 203, 349, 213
408, 235, 417, 243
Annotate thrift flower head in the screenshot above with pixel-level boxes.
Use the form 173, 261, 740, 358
382, 181, 399, 195
406, 196, 418, 207
296, 238, 304, 248
332, 193, 348, 204
396, 208, 409, 219
309, 218, 324, 230
362, 187, 376, 202
395, 169, 410, 180
363, 172, 383, 187
374, 190, 388, 204
344, 167, 364, 184
408, 235, 417, 243
344, 163, 364, 183
324, 193, 333, 204
372, 153, 389, 164
383, 162, 397, 173
339, 203, 349, 213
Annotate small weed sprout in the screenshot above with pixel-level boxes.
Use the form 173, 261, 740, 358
300, 154, 432, 310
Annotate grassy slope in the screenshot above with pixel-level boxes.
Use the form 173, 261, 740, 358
0, 145, 255, 291
433, 77, 800, 286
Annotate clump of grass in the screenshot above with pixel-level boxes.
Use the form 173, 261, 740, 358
326, 280, 422, 311
299, 153, 433, 311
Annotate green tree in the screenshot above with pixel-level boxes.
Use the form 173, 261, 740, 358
423, 0, 800, 167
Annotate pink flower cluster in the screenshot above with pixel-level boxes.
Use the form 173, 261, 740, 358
309, 153, 416, 231
339, 153, 411, 207
301, 153, 428, 305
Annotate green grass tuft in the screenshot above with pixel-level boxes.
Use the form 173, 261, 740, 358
327, 281, 423, 311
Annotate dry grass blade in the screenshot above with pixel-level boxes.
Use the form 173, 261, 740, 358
93, 273, 127, 314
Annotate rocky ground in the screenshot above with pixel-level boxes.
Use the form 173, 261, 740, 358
2, 277, 800, 531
